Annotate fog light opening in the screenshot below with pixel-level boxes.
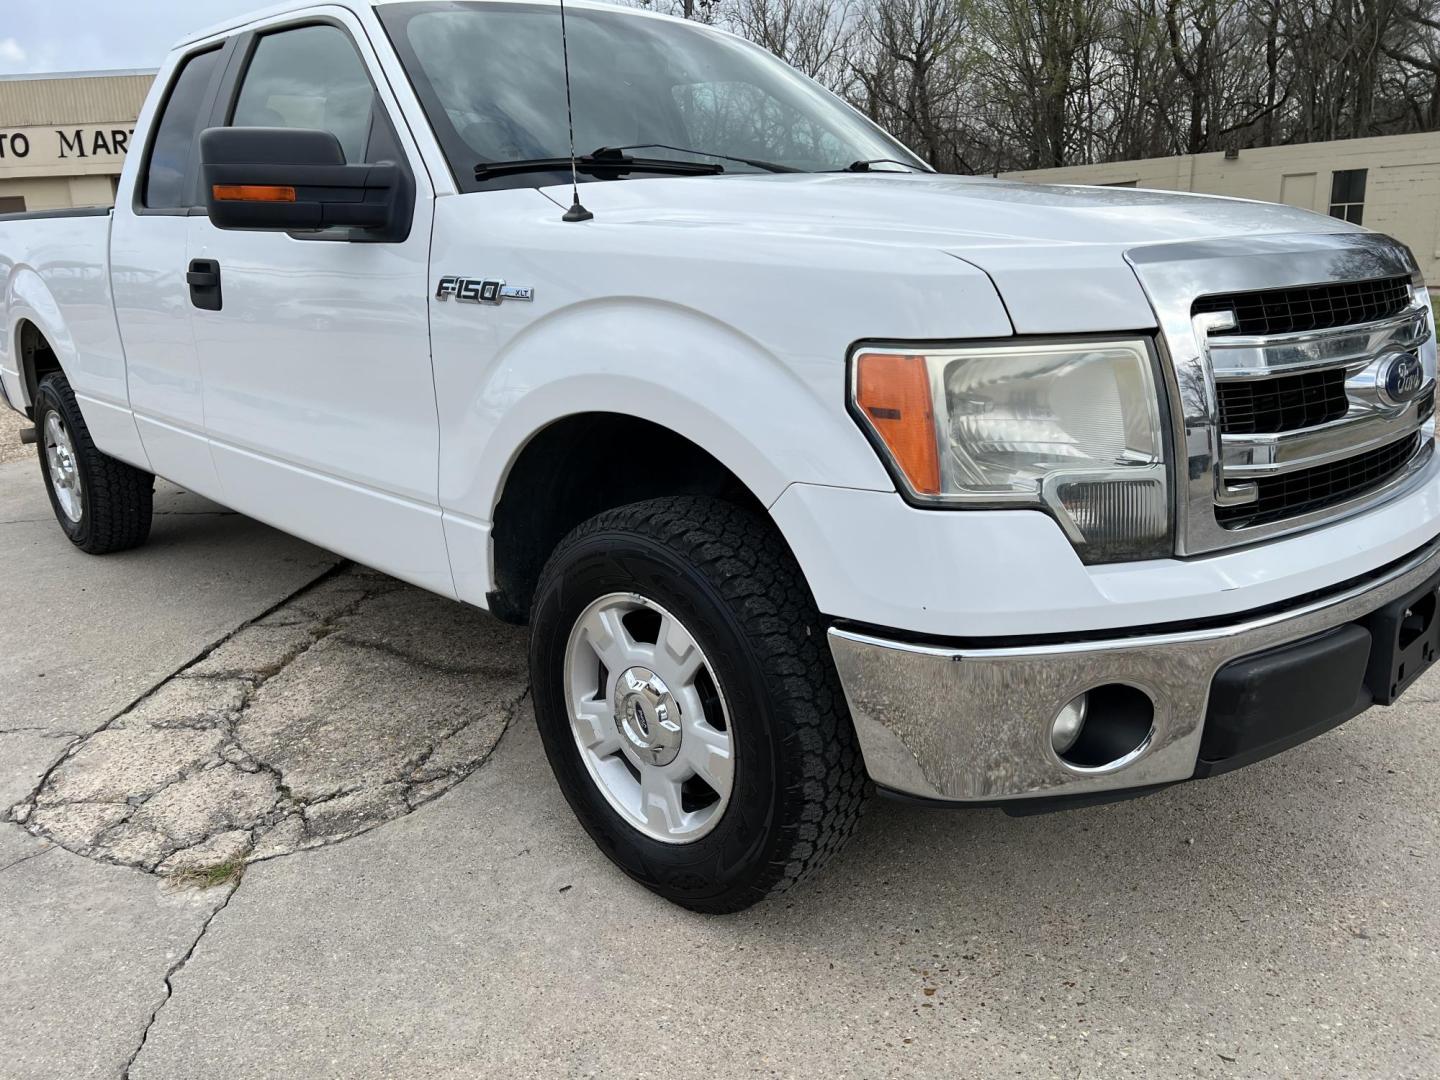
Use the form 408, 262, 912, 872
1050, 693, 1089, 755
1054, 684, 1154, 771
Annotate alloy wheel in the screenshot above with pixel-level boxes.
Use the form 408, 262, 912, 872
43, 411, 84, 523
563, 593, 735, 843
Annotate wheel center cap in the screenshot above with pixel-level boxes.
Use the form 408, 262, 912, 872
614, 666, 682, 767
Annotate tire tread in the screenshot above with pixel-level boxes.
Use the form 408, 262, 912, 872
537, 496, 870, 911
36, 372, 153, 554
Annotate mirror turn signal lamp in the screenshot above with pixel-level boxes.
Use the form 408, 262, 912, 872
211, 184, 297, 203
854, 352, 940, 495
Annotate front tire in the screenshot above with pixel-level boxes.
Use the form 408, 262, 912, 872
35, 371, 154, 554
529, 496, 870, 913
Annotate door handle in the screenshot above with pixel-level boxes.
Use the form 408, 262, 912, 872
187, 258, 222, 311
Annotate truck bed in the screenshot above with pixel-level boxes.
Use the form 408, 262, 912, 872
0, 206, 112, 223
0, 208, 132, 451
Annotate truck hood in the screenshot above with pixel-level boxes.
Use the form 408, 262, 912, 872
545, 172, 1357, 333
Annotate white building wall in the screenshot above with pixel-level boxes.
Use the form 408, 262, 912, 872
0, 70, 153, 212
1002, 132, 1440, 284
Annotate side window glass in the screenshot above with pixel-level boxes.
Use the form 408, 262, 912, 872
143, 48, 222, 209
232, 25, 378, 164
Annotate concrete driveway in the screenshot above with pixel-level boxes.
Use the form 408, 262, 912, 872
1, 454, 1437, 1079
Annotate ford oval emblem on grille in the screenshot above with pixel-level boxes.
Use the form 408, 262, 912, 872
1379, 351, 1424, 406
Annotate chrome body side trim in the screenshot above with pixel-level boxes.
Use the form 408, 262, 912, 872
1125, 232, 1434, 555
829, 535, 1440, 802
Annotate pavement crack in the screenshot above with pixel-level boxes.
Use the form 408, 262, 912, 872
16, 563, 527, 878
334, 634, 508, 678
409, 685, 531, 781
8, 564, 354, 826
120, 880, 240, 1080
0, 843, 52, 875
0, 725, 80, 738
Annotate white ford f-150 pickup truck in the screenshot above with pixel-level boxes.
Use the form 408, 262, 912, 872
3, 0, 1438, 912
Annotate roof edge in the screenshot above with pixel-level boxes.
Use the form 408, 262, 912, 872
0, 68, 158, 83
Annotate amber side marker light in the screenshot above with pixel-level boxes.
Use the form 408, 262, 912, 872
212, 184, 297, 203
855, 352, 941, 495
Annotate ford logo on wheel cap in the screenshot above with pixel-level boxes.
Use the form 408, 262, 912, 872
1379, 351, 1425, 406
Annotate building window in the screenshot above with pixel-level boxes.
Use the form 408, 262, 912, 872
0, 196, 25, 215
1329, 169, 1366, 225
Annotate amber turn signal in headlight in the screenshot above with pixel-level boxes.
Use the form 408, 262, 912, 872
850, 339, 1170, 563
853, 353, 940, 495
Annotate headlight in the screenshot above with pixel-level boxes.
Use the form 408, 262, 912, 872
851, 338, 1170, 563
1412, 280, 1438, 386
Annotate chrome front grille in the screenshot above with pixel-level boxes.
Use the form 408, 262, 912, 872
1126, 232, 1439, 556
1214, 431, 1421, 528
1216, 368, 1348, 434
1200, 289, 1434, 532
1193, 275, 1413, 337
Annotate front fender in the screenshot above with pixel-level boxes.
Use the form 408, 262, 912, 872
427, 185, 1014, 607
439, 297, 896, 521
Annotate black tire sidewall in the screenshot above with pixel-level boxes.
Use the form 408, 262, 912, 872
34, 381, 91, 546
531, 529, 786, 908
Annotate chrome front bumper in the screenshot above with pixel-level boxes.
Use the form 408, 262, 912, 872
828, 535, 1440, 803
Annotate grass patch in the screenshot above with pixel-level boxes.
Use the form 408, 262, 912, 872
167, 858, 246, 890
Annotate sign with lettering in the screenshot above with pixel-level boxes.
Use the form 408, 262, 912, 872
0, 124, 137, 175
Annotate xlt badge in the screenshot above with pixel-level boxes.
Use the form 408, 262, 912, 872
435, 277, 534, 304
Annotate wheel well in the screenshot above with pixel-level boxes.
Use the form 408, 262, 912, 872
489, 414, 770, 624
17, 321, 61, 416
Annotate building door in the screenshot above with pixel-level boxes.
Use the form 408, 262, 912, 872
1279, 172, 1316, 212
0, 195, 24, 214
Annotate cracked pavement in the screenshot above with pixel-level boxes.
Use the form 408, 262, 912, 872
0, 459, 527, 1080
11, 568, 527, 875
3, 457, 1439, 1079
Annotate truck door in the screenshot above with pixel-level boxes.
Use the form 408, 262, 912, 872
188, 14, 452, 595
111, 41, 231, 497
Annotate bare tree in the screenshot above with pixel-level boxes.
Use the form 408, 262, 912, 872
1382, 0, 1440, 129
968, 0, 1113, 168
728, 0, 861, 83
630, 0, 1440, 171
852, 0, 974, 169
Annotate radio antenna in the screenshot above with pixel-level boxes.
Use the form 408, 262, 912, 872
558, 0, 593, 222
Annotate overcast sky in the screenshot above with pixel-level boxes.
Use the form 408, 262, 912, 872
0, 1, 267, 75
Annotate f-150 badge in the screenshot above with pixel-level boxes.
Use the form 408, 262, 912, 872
435, 277, 534, 304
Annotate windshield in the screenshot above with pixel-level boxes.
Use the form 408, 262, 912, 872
378, 2, 926, 188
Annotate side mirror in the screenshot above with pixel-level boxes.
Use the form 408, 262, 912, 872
199, 127, 411, 242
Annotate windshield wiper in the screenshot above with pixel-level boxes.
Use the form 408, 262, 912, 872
597, 143, 802, 174
475, 150, 724, 181
840, 159, 930, 173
